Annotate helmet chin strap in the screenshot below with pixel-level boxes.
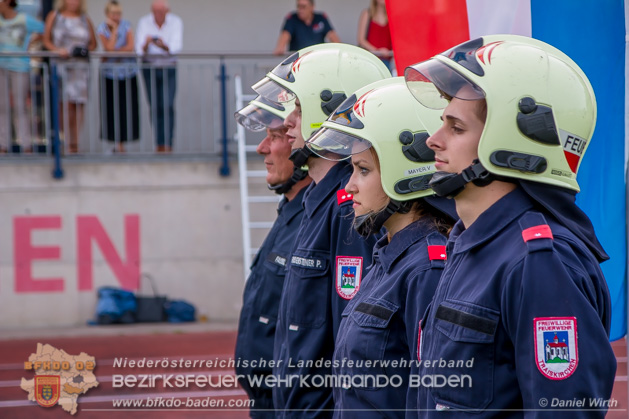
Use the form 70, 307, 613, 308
429, 159, 494, 199
289, 146, 317, 169
353, 200, 402, 237
268, 166, 309, 195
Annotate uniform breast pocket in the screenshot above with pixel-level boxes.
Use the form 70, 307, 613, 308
252, 252, 288, 322
286, 250, 330, 329
347, 298, 398, 387
428, 300, 499, 410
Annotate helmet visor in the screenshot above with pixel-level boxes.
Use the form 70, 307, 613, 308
404, 59, 485, 109
234, 103, 286, 132
252, 77, 296, 104
306, 127, 372, 161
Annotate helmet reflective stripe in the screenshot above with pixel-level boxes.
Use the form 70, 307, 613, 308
234, 96, 294, 132
307, 77, 443, 202
405, 34, 596, 192
254, 43, 391, 141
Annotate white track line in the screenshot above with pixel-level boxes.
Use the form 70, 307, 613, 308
0, 388, 247, 408
0, 353, 235, 371
0, 369, 236, 387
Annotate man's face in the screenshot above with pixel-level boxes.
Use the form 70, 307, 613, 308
284, 98, 305, 150
426, 97, 485, 175
256, 127, 294, 186
151, 2, 168, 25
296, 0, 314, 21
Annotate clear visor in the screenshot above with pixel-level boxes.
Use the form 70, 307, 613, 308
306, 127, 372, 161
234, 103, 285, 132
404, 59, 485, 109
252, 77, 296, 104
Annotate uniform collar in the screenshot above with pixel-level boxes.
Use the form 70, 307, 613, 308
279, 186, 307, 223
450, 186, 534, 254
375, 218, 435, 273
302, 161, 350, 217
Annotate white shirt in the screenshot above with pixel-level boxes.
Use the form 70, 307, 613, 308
135, 12, 183, 65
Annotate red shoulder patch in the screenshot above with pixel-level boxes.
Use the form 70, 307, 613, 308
427, 245, 447, 261
522, 225, 553, 242
337, 190, 353, 205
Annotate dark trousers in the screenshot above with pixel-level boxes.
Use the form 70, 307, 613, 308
142, 67, 176, 148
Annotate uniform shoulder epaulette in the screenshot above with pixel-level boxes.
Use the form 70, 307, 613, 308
426, 232, 447, 267
336, 190, 353, 206
521, 224, 553, 242
519, 212, 554, 253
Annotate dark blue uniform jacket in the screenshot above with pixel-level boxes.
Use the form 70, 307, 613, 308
235, 187, 306, 417
273, 162, 380, 418
416, 187, 616, 418
333, 219, 447, 419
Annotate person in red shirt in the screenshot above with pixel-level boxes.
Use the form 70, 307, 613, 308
357, 0, 393, 70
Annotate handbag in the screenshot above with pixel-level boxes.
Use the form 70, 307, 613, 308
135, 273, 167, 322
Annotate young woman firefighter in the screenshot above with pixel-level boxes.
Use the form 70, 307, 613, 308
403, 34, 616, 417
306, 76, 457, 418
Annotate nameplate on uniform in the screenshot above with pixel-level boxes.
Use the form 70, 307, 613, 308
266, 252, 287, 267
258, 316, 269, 324
290, 255, 326, 270
289, 324, 299, 331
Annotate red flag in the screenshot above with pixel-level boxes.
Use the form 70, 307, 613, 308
387, 0, 470, 72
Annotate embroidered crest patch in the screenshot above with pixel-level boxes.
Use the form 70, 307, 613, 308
534, 317, 578, 380
335, 256, 362, 300
34, 375, 60, 408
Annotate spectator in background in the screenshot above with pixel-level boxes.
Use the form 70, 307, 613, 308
43, 0, 97, 154
16, 0, 41, 18
136, 0, 182, 153
273, 0, 339, 55
357, 0, 393, 71
0, 0, 44, 153
97, 0, 139, 152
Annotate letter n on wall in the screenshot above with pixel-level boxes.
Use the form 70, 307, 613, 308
77, 215, 140, 291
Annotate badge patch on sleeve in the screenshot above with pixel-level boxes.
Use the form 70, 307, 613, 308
534, 317, 578, 380
335, 256, 362, 300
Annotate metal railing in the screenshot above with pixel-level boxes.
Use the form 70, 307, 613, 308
0, 51, 280, 174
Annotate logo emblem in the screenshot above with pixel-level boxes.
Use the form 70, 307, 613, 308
22, 343, 99, 415
336, 256, 362, 300
35, 376, 60, 408
534, 317, 578, 380
560, 129, 587, 173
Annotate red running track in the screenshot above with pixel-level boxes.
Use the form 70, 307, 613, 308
0, 330, 626, 418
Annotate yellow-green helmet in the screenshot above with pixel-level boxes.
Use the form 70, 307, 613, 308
405, 34, 596, 192
234, 95, 294, 132
307, 77, 444, 202
252, 43, 392, 141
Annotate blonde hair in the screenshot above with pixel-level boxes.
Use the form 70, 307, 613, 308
54, 0, 87, 14
105, 0, 122, 14
368, 0, 388, 24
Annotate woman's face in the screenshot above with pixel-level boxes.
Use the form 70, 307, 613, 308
64, 0, 81, 13
106, 7, 122, 25
345, 149, 389, 217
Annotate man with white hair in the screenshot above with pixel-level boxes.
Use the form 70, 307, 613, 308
136, 0, 182, 153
